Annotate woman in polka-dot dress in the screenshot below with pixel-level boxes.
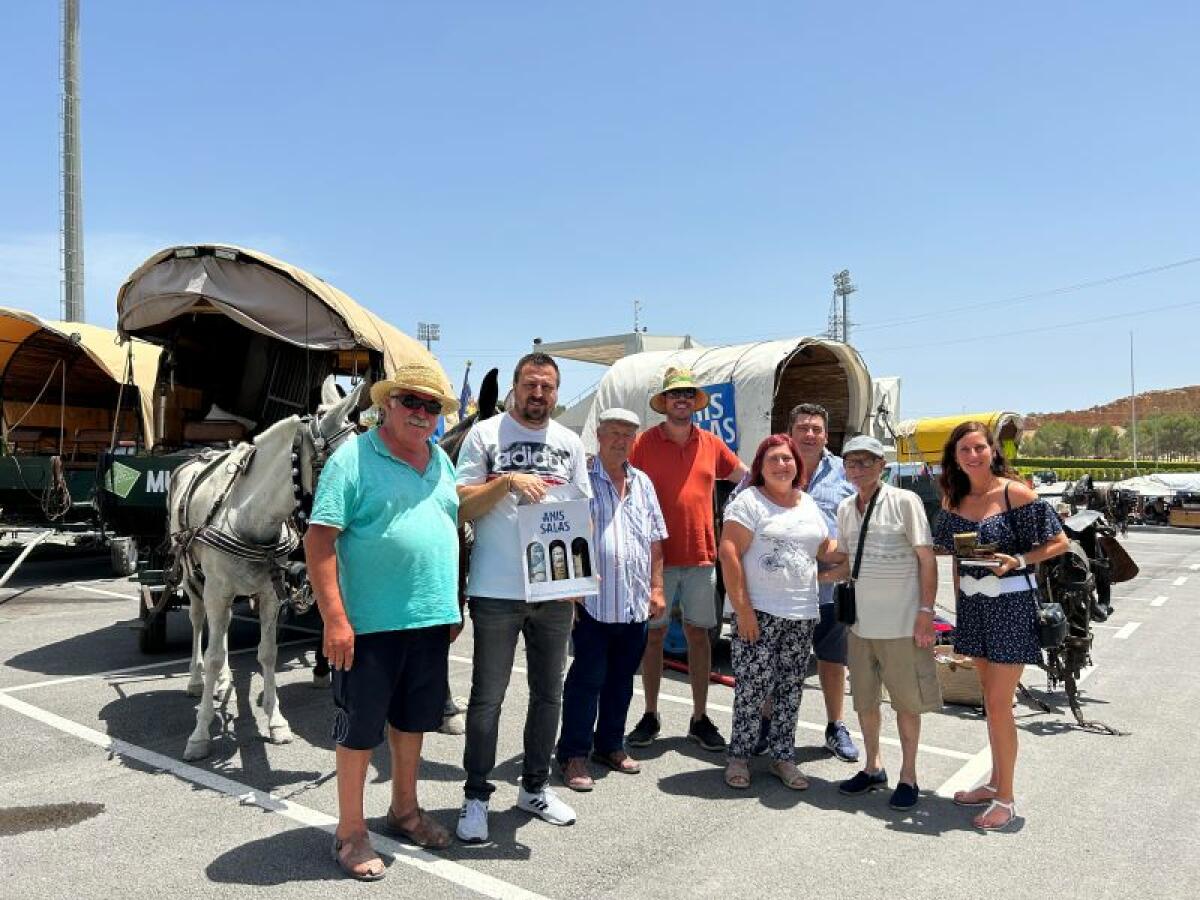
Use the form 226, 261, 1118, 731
932, 422, 1068, 831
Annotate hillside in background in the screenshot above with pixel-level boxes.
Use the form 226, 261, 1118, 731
1026, 385, 1200, 429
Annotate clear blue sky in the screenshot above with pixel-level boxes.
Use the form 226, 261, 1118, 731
3, 2, 1197, 419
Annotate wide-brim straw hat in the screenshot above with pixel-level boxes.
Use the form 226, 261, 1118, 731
649, 366, 710, 415
369, 361, 459, 414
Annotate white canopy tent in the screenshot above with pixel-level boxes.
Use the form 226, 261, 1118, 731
1113, 473, 1200, 497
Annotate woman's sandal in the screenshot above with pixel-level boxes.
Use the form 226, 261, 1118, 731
973, 799, 1018, 832
385, 806, 452, 850
768, 760, 810, 791
331, 834, 385, 881
953, 783, 998, 807
724, 758, 751, 789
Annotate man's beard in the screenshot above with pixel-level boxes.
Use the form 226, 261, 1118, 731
520, 401, 550, 423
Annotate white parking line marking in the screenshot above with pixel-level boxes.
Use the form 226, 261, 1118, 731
1151, 596, 1169, 607
449, 653, 975, 762
0, 692, 549, 900
1113, 622, 1142, 640
74, 584, 138, 600
935, 745, 992, 799
1173, 576, 1188, 587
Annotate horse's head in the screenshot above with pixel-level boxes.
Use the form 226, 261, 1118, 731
438, 367, 501, 464
289, 379, 372, 524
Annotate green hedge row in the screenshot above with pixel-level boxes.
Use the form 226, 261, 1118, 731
1015, 456, 1198, 472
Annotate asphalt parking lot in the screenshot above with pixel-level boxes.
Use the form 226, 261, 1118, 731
2, 528, 1199, 899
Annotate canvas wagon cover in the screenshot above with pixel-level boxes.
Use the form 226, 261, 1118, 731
0, 307, 160, 441
895, 412, 1024, 463
581, 338, 873, 462
115, 245, 449, 392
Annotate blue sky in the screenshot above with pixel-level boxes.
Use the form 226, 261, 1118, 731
2, 2, 1197, 419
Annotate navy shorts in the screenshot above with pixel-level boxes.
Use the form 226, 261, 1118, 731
331, 626, 451, 749
953, 590, 1041, 665
812, 603, 847, 665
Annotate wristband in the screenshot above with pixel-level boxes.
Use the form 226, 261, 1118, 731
1015, 554, 1027, 569
918, 606, 935, 614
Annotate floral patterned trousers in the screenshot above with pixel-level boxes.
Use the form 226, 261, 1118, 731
729, 610, 817, 761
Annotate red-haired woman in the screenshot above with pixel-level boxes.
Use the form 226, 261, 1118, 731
718, 434, 842, 790
933, 422, 1067, 831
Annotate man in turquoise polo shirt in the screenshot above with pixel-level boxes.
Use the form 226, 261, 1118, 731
306, 361, 462, 881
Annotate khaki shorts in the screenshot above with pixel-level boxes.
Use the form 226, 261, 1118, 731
848, 633, 942, 715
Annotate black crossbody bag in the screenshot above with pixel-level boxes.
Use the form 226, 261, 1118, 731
1002, 485, 1067, 648
834, 487, 880, 626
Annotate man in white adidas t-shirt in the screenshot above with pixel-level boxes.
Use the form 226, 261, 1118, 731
454, 353, 591, 843
833, 435, 941, 812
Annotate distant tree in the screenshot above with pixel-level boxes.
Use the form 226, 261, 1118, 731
1092, 425, 1120, 458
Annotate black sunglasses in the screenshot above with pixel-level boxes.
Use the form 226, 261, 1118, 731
392, 393, 443, 415
665, 388, 697, 399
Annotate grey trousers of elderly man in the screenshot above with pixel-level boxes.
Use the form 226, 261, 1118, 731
462, 597, 574, 800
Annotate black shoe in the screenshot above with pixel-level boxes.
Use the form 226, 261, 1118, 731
752, 716, 771, 756
838, 769, 888, 796
627, 712, 661, 748
686, 714, 727, 752
889, 782, 920, 810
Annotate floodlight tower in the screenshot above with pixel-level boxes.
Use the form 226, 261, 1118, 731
832, 269, 856, 344
61, 0, 85, 322
418, 322, 440, 352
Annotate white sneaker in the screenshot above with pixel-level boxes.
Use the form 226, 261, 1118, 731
456, 798, 489, 844
517, 785, 576, 826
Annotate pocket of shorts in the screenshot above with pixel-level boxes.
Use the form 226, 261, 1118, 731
915, 649, 942, 708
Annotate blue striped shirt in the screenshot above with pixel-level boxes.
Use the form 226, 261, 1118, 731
806, 450, 855, 604
585, 456, 668, 624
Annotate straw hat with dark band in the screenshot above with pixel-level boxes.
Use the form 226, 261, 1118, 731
369, 361, 459, 414
649, 366, 710, 414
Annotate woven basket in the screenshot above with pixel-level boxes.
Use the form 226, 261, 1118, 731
933, 644, 983, 707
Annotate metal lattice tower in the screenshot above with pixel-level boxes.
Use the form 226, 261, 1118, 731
60, 0, 85, 322
823, 269, 856, 343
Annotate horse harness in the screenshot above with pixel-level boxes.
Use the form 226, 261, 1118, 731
167, 420, 336, 593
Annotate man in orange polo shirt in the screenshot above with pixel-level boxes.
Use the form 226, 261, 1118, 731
627, 368, 748, 751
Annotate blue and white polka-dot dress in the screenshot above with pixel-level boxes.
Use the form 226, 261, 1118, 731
933, 498, 1064, 664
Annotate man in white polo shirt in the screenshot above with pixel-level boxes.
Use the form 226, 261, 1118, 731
832, 435, 941, 812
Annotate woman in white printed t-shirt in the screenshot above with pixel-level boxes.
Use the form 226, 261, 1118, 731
718, 434, 843, 791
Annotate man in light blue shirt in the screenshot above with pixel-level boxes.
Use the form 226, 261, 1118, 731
555, 408, 667, 791
306, 362, 462, 880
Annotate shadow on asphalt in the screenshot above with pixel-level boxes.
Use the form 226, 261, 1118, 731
206, 825, 347, 885
655, 764, 990, 835
4, 614, 283, 676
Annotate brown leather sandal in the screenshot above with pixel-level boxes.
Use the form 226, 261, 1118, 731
385, 806, 451, 850
591, 750, 641, 774
331, 834, 385, 881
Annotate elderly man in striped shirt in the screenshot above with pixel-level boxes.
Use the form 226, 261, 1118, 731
555, 407, 667, 791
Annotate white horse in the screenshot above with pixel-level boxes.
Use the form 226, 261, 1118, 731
175, 383, 366, 761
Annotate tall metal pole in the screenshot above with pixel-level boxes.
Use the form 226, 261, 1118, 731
61, 0, 85, 322
832, 270, 856, 344
1130, 330, 1138, 472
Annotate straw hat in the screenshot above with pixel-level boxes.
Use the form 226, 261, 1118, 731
369, 361, 459, 413
649, 367, 710, 414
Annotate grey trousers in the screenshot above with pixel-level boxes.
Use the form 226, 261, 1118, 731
463, 597, 574, 800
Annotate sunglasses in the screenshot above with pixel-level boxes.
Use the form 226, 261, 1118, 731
665, 388, 697, 399
843, 457, 882, 470
391, 393, 443, 415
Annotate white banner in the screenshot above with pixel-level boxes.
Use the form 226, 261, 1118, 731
517, 498, 600, 603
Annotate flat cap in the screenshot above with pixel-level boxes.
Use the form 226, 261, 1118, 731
842, 434, 886, 458
597, 407, 641, 428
